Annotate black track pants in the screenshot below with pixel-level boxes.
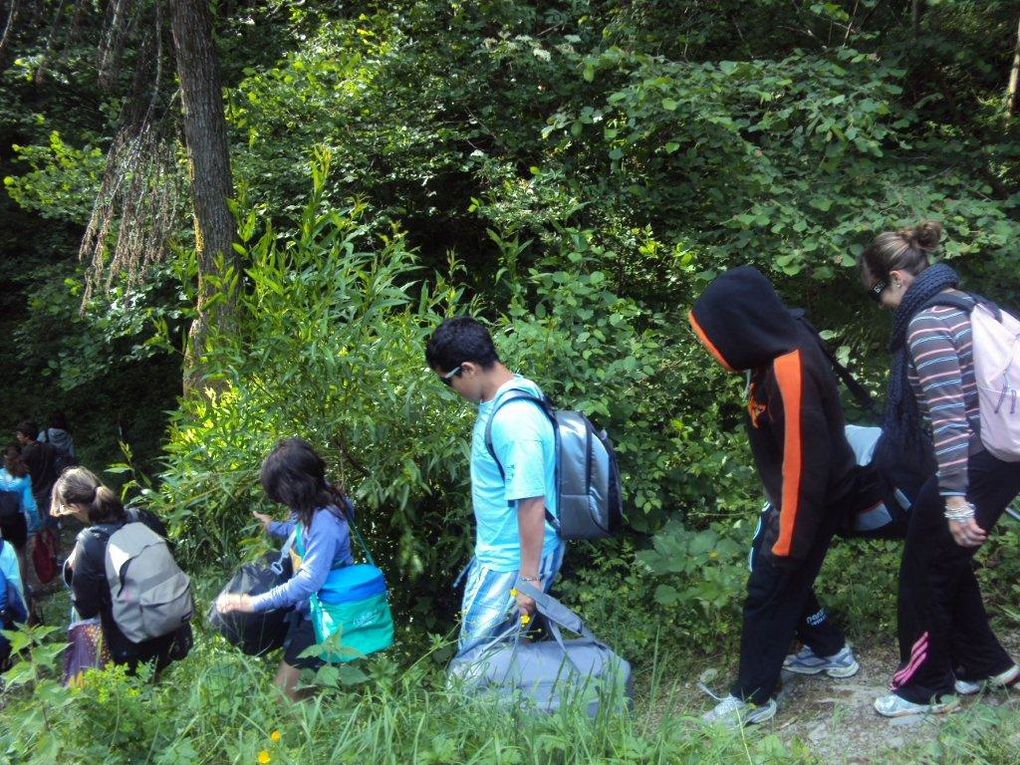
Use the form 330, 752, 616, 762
732, 506, 845, 704
891, 449, 1020, 704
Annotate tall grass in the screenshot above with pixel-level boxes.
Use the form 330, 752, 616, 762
3, 610, 1019, 765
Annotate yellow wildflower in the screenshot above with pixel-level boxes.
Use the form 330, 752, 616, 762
270, 730, 282, 743
510, 588, 519, 598
258, 751, 271, 764
520, 614, 532, 626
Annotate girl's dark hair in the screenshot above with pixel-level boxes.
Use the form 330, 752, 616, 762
3, 446, 28, 478
859, 220, 943, 284
260, 438, 348, 527
51, 466, 126, 525
425, 316, 501, 373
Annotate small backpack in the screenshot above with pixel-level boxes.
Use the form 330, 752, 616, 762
485, 389, 623, 540
923, 293, 1020, 463
104, 521, 194, 643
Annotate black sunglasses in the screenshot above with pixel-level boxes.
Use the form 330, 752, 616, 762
439, 365, 463, 387
868, 279, 887, 303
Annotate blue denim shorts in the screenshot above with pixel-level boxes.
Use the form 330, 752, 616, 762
458, 542, 565, 652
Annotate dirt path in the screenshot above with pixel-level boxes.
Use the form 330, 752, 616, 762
770, 636, 1020, 763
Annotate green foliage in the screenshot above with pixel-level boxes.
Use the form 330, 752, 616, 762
494, 229, 754, 531
157, 151, 471, 584
638, 520, 747, 617
812, 537, 901, 641
13, 259, 188, 393
4, 130, 106, 223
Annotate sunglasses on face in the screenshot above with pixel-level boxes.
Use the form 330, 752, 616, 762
868, 279, 888, 303
439, 365, 463, 386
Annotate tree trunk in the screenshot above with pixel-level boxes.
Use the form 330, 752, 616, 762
0, 0, 22, 67
1008, 14, 1020, 116
169, 0, 236, 393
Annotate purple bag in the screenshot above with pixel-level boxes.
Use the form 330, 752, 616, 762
64, 618, 110, 687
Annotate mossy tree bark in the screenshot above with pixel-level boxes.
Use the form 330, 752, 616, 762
170, 0, 237, 394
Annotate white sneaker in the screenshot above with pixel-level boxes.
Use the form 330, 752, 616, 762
702, 694, 778, 727
783, 644, 860, 678
954, 664, 1020, 696
873, 693, 958, 718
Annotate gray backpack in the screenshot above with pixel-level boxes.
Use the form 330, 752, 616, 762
448, 581, 633, 716
485, 390, 623, 540
105, 522, 194, 643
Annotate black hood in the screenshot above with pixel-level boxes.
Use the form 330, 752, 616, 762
689, 266, 801, 372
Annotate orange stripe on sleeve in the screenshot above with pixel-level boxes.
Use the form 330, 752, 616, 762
688, 311, 736, 372
772, 349, 803, 557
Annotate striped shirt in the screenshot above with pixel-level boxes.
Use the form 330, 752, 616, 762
905, 295, 981, 498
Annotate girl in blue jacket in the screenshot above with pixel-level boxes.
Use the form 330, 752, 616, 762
217, 438, 353, 701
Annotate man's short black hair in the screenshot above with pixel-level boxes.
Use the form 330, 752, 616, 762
425, 316, 500, 373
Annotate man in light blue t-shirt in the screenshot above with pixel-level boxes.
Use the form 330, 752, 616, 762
426, 317, 565, 651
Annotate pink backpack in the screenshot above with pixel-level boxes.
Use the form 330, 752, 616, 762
929, 294, 1020, 462
969, 302, 1020, 461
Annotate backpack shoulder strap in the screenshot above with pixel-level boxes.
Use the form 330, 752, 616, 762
482, 388, 560, 530
483, 388, 554, 480
792, 311, 880, 421
324, 501, 376, 568
920, 291, 1002, 320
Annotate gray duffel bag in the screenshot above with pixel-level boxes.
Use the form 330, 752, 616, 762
447, 581, 633, 717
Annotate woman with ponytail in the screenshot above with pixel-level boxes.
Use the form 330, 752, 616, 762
217, 438, 355, 701
860, 221, 1020, 716
53, 467, 189, 672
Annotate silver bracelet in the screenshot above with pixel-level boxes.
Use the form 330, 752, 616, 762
944, 502, 976, 522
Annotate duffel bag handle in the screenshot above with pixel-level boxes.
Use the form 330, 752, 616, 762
516, 580, 597, 642
517, 583, 604, 678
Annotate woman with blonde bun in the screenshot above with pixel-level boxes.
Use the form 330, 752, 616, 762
53, 467, 190, 672
860, 221, 1020, 717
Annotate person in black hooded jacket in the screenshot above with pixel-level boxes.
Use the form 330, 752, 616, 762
690, 266, 868, 726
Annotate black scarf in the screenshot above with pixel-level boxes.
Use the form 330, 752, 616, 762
874, 263, 960, 470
